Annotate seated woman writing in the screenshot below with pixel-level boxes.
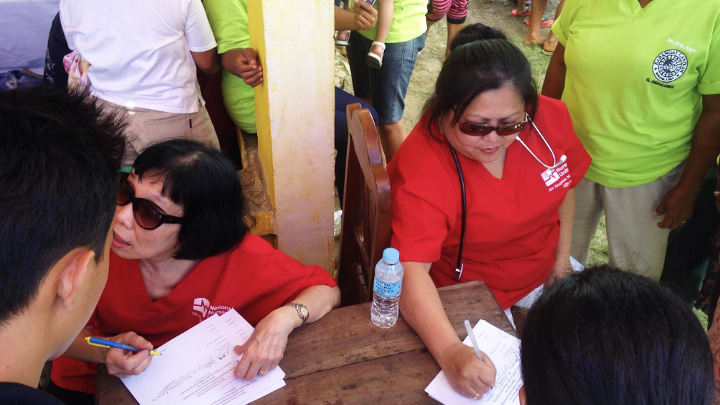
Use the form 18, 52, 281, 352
389, 30, 590, 399
49, 140, 340, 404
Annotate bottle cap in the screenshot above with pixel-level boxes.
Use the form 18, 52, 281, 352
383, 248, 400, 264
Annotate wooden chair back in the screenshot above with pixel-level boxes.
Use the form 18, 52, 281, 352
337, 103, 392, 306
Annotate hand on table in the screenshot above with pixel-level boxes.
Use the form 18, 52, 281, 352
104, 332, 154, 378
231, 48, 263, 87
233, 306, 296, 380
352, 1, 378, 30
654, 183, 695, 229
439, 342, 496, 400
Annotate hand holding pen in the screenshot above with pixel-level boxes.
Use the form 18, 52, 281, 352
86, 332, 156, 378
463, 319, 496, 400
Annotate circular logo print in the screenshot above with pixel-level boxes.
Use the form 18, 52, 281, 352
652, 49, 688, 83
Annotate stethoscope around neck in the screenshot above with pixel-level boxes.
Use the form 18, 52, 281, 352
449, 114, 559, 281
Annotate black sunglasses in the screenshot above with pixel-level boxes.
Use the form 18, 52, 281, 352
458, 114, 529, 136
117, 176, 183, 230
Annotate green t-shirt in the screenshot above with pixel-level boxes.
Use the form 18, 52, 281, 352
552, 0, 720, 187
204, 0, 257, 134
358, 0, 427, 43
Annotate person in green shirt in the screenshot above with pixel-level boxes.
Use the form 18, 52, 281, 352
543, 0, 720, 279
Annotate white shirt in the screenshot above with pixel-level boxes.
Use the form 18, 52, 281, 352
0, 0, 59, 75
60, 0, 217, 113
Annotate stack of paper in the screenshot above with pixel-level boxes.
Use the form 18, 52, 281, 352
122, 310, 285, 405
425, 320, 522, 404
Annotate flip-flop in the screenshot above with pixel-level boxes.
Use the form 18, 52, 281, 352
511, 7, 531, 17
365, 41, 385, 69
524, 18, 554, 28
335, 30, 350, 46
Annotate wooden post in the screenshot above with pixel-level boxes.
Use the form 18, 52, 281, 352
246, 0, 336, 273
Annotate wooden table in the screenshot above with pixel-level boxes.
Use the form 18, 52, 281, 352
96, 281, 514, 404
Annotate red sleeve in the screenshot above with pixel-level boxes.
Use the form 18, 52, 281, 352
388, 127, 459, 265
229, 235, 337, 325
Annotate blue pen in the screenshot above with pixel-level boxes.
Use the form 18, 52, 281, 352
85, 336, 161, 356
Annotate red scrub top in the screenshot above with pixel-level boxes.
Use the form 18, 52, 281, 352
389, 95, 591, 309
51, 234, 337, 394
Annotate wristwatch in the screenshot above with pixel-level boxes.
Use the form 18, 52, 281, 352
289, 302, 309, 326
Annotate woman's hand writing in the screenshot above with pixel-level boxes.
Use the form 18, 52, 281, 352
104, 332, 154, 378
233, 306, 297, 380
438, 342, 496, 399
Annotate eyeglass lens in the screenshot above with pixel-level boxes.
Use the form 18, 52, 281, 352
458, 120, 528, 136
116, 176, 180, 230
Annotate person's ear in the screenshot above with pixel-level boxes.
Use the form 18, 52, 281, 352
518, 385, 526, 405
55, 248, 95, 307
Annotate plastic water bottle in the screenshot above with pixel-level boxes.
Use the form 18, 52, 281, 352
371, 248, 404, 328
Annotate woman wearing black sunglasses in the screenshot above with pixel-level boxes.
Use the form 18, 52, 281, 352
49, 140, 340, 404
387, 26, 590, 400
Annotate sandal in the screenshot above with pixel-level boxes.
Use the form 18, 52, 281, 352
524, 18, 554, 28
511, 7, 531, 17
365, 41, 385, 69
335, 30, 350, 46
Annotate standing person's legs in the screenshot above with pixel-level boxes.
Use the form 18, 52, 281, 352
347, 32, 373, 104
571, 177, 604, 265
524, 0, 548, 45
542, 0, 565, 52
445, 0, 467, 58
370, 34, 425, 160
600, 164, 684, 280
426, 0, 451, 34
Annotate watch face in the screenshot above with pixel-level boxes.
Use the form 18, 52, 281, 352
298, 304, 309, 318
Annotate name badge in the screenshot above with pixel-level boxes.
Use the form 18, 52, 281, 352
540, 154, 568, 189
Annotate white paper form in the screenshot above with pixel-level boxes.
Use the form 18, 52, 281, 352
425, 320, 522, 405
122, 309, 285, 405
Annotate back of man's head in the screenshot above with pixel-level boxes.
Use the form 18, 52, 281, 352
521, 265, 714, 405
0, 86, 125, 324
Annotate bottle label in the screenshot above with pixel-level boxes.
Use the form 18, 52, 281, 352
374, 279, 402, 298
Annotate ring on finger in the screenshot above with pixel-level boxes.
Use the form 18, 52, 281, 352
473, 392, 480, 399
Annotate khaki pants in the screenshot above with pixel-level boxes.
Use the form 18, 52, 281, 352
97, 98, 220, 167
571, 164, 684, 280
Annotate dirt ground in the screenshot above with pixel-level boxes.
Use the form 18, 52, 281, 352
335, 0, 561, 133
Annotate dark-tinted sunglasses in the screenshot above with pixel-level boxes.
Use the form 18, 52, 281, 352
458, 114, 529, 136
117, 175, 183, 230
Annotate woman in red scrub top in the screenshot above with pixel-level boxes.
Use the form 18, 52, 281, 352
388, 31, 590, 399
49, 140, 340, 404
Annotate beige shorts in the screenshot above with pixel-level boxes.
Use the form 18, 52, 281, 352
96, 98, 220, 167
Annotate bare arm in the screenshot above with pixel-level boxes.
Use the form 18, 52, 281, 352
541, 43, 566, 99
221, 48, 263, 87
547, 189, 575, 284
655, 94, 720, 229
191, 48, 220, 75
334, 2, 378, 31
400, 261, 496, 399
233, 284, 340, 380
373, 0, 394, 44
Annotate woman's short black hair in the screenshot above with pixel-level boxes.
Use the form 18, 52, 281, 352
424, 29, 538, 135
132, 140, 249, 260
521, 265, 714, 405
